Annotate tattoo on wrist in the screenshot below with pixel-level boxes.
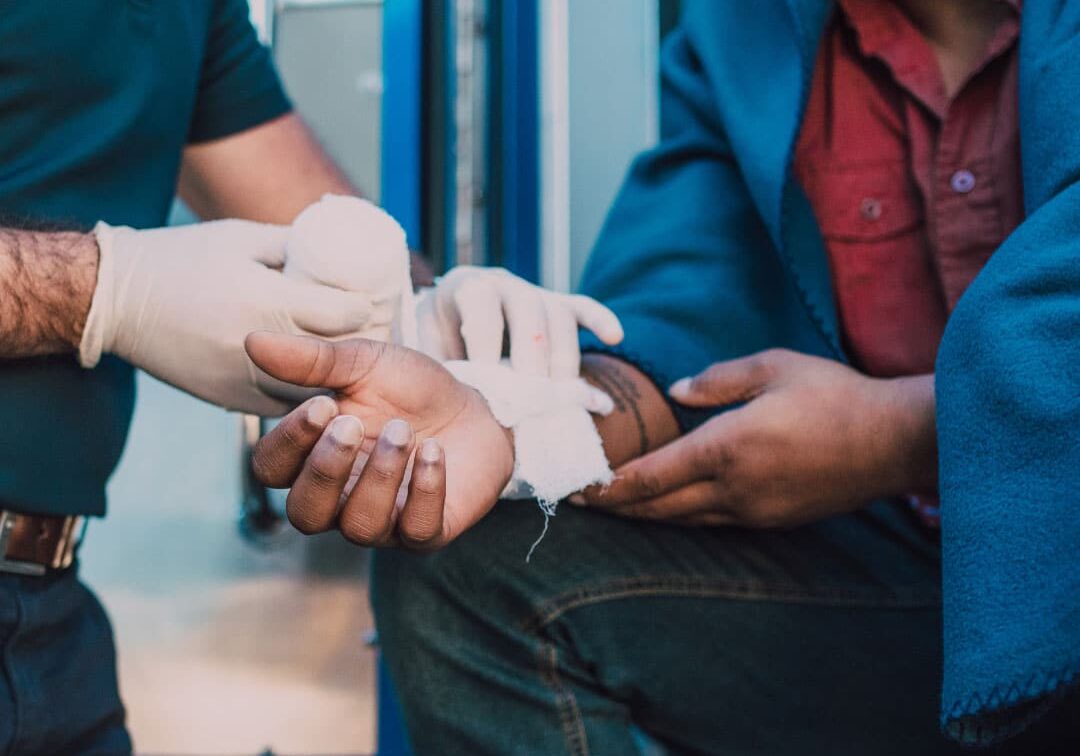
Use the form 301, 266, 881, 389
587, 359, 650, 458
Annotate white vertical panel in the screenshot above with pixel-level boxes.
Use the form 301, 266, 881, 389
539, 0, 572, 293
561, 0, 660, 290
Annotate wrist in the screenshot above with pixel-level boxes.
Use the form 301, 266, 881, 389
876, 373, 938, 497
64, 231, 101, 352
77, 223, 117, 366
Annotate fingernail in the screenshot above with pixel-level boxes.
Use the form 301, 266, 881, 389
420, 437, 442, 463
306, 396, 337, 427
383, 419, 413, 449
669, 378, 692, 397
568, 493, 586, 506
329, 415, 363, 446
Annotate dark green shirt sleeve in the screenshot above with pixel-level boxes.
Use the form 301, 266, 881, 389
188, 0, 292, 144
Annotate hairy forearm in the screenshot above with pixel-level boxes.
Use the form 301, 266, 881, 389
581, 353, 681, 468
0, 228, 98, 358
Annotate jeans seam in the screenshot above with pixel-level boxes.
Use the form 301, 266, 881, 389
536, 640, 591, 756
521, 575, 939, 634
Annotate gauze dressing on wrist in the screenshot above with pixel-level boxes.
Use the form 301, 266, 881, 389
444, 360, 615, 559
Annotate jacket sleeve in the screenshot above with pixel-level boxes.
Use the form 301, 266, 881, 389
579, 24, 827, 431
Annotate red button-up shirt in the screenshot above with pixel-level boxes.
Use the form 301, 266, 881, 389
794, 0, 1022, 379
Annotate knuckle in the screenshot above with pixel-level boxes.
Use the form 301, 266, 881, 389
757, 348, 792, 375
400, 515, 441, 546
286, 499, 327, 535
250, 447, 281, 487
305, 458, 342, 491
365, 462, 400, 487
340, 512, 390, 546
634, 471, 666, 499
410, 478, 443, 498
278, 422, 309, 453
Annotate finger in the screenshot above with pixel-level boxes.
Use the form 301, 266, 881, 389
246, 331, 385, 390
667, 511, 737, 528
503, 287, 550, 375
569, 295, 624, 345
668, 352, 777, 408
251, 395, 339, 487
397, 437, 447, 549
551, 376, 615, 415
285, 414, 366, 534
454, 277, 505, 364
585, 433, 713, 508
215, 220, 290, 267
338, 419, 415, 546
593, 481, 732, 522
286, 283, 374, 336
543, 297, 581, 379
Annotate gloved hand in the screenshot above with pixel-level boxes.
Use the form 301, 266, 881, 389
415, 266, 624, 378
79, 220, 376, 416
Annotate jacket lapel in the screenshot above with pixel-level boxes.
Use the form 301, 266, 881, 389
700, 0, 841, 355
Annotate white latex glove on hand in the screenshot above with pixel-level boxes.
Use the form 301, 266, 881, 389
416, 266, 624, 378
80, 220, 376, 416
284, 195, 414, 345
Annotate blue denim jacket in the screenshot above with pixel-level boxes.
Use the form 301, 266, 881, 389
580, 0, 1080, 743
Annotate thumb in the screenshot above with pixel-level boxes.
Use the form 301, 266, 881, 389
668, 353, 774, 408
220, 220, 290, 267
245, 331, 385, 390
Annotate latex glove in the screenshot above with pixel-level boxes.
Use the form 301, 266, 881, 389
415, 266, 624, 379
284, 195, 414, 345
79, 220, 376, 416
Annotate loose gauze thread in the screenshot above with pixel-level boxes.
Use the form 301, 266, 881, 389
526, 497, 559, 563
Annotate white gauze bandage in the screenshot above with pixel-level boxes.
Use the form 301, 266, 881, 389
444, 359, 615, 559
285, 194, 418, 346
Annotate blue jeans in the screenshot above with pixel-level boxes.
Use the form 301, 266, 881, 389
373, 500, 964, 756
0, 565, 131, 756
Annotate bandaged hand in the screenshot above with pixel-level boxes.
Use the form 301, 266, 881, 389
80, 220, 376, 416
416, 266, 624, 378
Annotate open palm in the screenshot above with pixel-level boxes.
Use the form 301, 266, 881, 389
245, 331, 514, 546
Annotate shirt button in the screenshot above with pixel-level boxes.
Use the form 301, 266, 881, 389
950, 169, 976, 194
859, 197, 882, 220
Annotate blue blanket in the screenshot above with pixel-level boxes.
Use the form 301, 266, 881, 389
935, 1, 1080, 743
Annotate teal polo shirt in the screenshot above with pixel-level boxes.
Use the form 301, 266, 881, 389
0, 0, 291, 516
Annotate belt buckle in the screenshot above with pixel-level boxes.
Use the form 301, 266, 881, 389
0, 511, 84, 577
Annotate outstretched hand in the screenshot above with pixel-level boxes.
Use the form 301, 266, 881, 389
579, 350, 936, 528
245, 331, 514, 549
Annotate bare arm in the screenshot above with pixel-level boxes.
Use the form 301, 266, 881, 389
580, 353, 682, 468
178, 112, 355, 224
0, 228, 97, 358
178, 112, 433, 284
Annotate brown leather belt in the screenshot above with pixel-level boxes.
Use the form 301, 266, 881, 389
0, 510, 84, 576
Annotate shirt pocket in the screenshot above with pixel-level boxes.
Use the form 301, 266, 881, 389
797, 161, 924, 243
